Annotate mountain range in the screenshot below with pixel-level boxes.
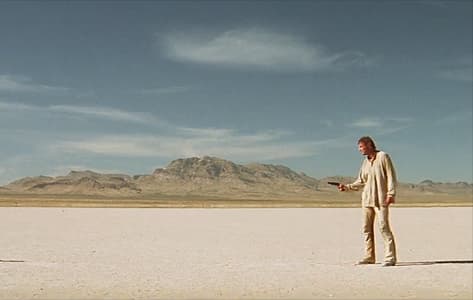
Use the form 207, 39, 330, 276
1, 156, 471, 200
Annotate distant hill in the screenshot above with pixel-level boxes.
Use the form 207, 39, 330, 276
399, 179, 473, 196
4, 171, 140, 196
128, 156, 320, 198
1, 156, 471, 200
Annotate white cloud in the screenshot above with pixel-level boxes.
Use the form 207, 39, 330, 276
0, 154, 37, 185
350, 117, 384, 128
320, 120, 334, 127
49, 105, 159, 125
418, 0, 451, 8
54, 129, 321, 161
0, 167, 10, 186
349, 117, 412, 128
0, 75, 69, 93
436, 57, 472, 82
161, 28, 370, 72
138, 85, 193, 95
50, 165, 125, 177
176, 127, 235, 138
0, 101, 161, 125
348, 117, 413, 135
1, 100, 341, 162
437, 68, 473, 82
437, 111, 473, 124
0, 101, 37, 111
176, 127, 291, 141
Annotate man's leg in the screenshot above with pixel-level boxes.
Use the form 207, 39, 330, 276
376, 206, 397, 265
359, 207, 376, 264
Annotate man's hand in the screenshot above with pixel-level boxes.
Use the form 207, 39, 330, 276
385, 196, 395, 206
338, 184, 347, 192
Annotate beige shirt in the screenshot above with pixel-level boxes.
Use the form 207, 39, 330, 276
346, 151, 397, 207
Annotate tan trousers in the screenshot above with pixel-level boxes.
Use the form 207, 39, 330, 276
362, 206, 397, 263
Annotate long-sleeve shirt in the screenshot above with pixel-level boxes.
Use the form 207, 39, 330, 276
346, 151, 397, 207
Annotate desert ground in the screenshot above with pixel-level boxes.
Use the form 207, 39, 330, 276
1, 207, 472, 299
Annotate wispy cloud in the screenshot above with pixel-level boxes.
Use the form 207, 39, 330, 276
176, 127, 235, 138
0, 101, 37, 111
161, 28, 371, 72
436, 68, 472, 82
436, 57, 472, 82
49, 105, 159, 125
138, 85, 193, 95
2, 100, 345, 162
417, 0, 453, 8
0, 75, 69, 93
0, 154, 37, 185
0, 101, 160, 125
348, 117, 413, 135
319, 120, 334, 127
53, 129, 322, 161
176, 127, 291, 141
350, 117, 383, 128
0, 166, 11, 186
349, 117, 412, 128
50, 165, 126, 177
437, 111, 472, 124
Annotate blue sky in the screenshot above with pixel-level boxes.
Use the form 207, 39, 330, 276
0, 1, 471, 184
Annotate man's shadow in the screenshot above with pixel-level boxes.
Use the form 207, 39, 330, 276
2, 259, 472, 265
0, 259, 25, 263
396, 260, 473, 266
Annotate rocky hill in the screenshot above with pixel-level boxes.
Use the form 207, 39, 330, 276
4, 171, 140, 196
1, 156, 471, 200
134, 156, 319, 198
398, 179, 473, 196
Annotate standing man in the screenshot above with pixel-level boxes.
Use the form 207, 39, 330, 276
339, 136, 398, 267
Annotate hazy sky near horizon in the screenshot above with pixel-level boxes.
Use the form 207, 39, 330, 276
0, 1, 472, 185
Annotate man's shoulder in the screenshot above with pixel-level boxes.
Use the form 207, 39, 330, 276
377, 151, 391, 159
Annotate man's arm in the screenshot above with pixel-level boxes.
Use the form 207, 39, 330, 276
384, 154, 397, 197
383, 153, 397, 205
340, 167, 365, 191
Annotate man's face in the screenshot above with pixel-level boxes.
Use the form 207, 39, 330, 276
358, 142, 371, 156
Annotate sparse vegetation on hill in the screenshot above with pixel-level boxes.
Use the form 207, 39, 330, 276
1, 157, 471, 205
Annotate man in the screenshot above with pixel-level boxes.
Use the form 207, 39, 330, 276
339, 136, 398, 267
